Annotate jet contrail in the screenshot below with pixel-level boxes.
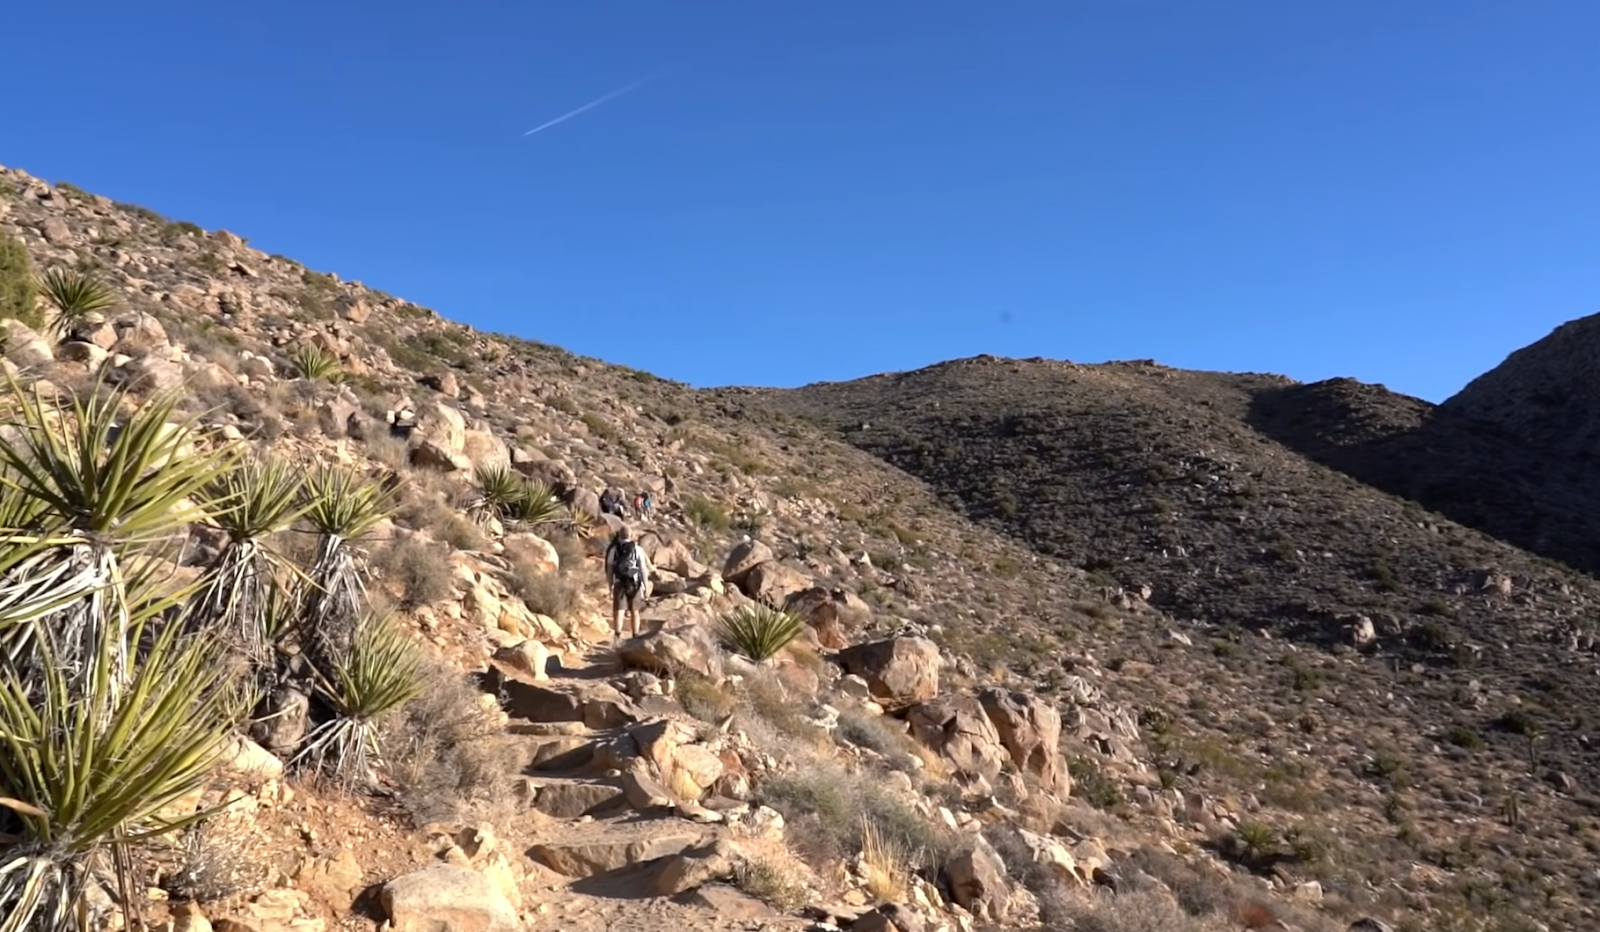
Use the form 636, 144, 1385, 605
522, 73, 664, 137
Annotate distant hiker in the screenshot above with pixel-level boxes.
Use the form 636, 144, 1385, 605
641, 491, 654, 517
598, 488, 625, 518
632, 492, 645, 518
604, 526, 652, 639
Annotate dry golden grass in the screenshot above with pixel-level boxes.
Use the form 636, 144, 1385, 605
859, 815, 910, 901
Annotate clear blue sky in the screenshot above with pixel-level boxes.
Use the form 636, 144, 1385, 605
7, 1, 1599, 402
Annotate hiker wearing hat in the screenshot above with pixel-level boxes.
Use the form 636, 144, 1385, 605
603, 525, 653, 639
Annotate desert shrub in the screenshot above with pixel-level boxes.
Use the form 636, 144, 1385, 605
759, 763, 956, 869
374, 537, 454, 610
506, 558, 581, 619
0, 233, 41, 329
548, 532, 587, 576
380, 662, 524, 826
439, 513, 489, 551
835, 709, 919, 772
1069, 756, 1125, 809
1222, 820, 1282, 869
676, 674, 736, 723
1445, 725, 1485, 750
162, 817, 269, 904
288, 344, 342, 382
733, 859, 806, 912
684, 495, 731, 531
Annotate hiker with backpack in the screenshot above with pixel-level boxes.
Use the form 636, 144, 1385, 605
604, 526, 653, 639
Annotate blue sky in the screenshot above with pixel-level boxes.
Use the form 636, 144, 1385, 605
7, 1, 1599, 402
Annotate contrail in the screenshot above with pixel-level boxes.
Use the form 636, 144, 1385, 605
522, 73, 664, 137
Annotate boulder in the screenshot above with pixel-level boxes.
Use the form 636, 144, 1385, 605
1348, 922, 1396, 932
721, 538, 773, 584
906, 694, 1006, 781
498, 678, 639, 729
2, 322, 55, 369
652, 840, 739, 896
527, 824, 712, 878
740, 560, 812, 608
529, 780, 625, 819
978, 687, 1064, 792
121, 355, 186, 393
410, 438, 472, 472
616, 623, 723, 681
783, 586, 862, 649
491, 640, 549, 682
836, 637, 941, 708
216, 734, 284, 782
851, 904, 925, 932
503, 533, 560, 574
379, 863, 519, 932
943, 844, 1010, 921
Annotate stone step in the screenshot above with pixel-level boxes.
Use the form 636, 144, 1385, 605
527, 818, 719, 878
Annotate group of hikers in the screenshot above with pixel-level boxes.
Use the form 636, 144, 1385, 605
598, 487, 653, 520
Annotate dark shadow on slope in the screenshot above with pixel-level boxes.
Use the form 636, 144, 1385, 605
1245, 378, 1600, 579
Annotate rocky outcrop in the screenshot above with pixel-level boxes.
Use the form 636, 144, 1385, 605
978, 687, 1064, 792
905, 694, 1005, 782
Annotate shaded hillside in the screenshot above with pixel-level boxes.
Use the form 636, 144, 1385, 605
1246, 376, 1600, 577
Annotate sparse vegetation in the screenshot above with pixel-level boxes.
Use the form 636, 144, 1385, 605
0, 233, 42, 330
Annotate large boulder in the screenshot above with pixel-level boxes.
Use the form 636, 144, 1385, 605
906, 694, 1006, 781
721, 538, 773, 584
616, 623, 723, 681
943, 844, 1010, 922
978, 688, 1064, 792
783, 587, 866, 649
740, 561, 811, 608
503, 533, 560, 574
836, 637, 941, 708
379, 863, 520, 932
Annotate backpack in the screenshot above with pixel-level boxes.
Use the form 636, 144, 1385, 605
611, 539, 644, 593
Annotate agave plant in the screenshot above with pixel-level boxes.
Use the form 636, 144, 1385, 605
716, 605, 806, 662
0, 376, 237, 697
465, 464, 524, 527
34, 268, 117, 340
292, 612, 424, 790
0, 584, 242, 932
287, 344, 343, 383
296, 466, 397, 675
190, 456, 311, 666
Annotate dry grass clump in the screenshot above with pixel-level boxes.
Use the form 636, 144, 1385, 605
161, 817, 271, 905
758, 760, 956, 879
835, 708, 921, 773
372, 536, 455, 610
860, 815, 911, 900
733, 858, 808, 912
380, 662, 523, 826
506, 557, 581, 619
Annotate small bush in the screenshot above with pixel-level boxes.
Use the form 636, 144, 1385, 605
734, 859, 806, 912
759, 763, 956, 869
835, 709, 920, 772
1069, 757, 1125, 809
0, 233, 41, 329
507, 558, 581, 619
381, 663, 525, 826
375, 537, 455, 610
676, 674, 736, 723
684, 495, 731, 531
1445, 725, 1485, 750
163, 817, 269, 905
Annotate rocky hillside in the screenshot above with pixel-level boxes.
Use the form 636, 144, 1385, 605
0, 160, 1585, 932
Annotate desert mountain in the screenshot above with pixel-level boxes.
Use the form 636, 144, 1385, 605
1, 161, 1594, 932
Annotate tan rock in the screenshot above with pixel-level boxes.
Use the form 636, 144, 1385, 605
837, 637, 942, 708
379, 863, 520, 932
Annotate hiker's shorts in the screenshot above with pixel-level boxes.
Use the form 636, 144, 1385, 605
611, 581, 644, 614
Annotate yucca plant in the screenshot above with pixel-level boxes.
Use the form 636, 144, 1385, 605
287, 344, 342, 383
0, 376, 238, 697
34, 268, 117, 340
0, 607, 243, 932
292, 612, 425, 790
297, 466, 397, 674
465, 463, 524, 527
716, 605, 805, 662
191, 456, 311, 666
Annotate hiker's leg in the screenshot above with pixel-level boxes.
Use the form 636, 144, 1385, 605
610, 587, 623, 636
628, 590, 642, 637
